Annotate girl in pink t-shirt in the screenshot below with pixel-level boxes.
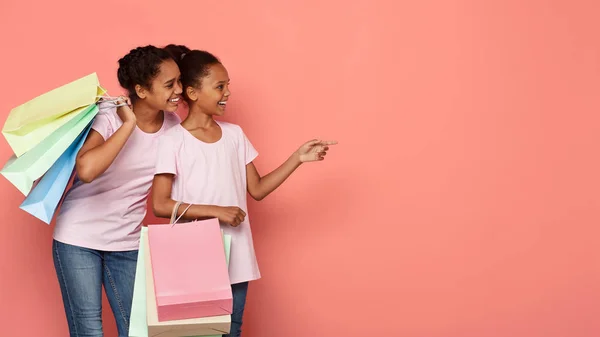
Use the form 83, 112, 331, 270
152, 45, 336, 337
52, 45, 183, 337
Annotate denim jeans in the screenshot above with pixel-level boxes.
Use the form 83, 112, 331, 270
223, 281, 249, 337
52, 240, 138, 337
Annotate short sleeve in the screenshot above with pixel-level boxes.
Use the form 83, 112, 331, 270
155, 133, 178, 176
91, 113, 113, 141
240, 127, 258, 165
91, 102, 120, 141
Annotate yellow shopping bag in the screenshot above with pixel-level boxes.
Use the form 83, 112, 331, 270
2, 73, 106, 157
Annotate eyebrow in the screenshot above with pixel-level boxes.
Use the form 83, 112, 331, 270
164, 78, 177, 85
216, 79, 230, 84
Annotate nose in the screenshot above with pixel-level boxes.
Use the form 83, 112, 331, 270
224, 87, 231, 97
174, 82, 183, 95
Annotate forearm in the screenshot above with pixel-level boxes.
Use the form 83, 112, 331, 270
252, 153, 302, 200
76, 122, 135, 183
153, 197, 218, 222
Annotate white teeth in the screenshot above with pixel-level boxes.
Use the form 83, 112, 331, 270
169, 98, 180, 102
218, 101, 227, 106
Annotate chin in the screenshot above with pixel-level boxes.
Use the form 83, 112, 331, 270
163, 104, 179, 113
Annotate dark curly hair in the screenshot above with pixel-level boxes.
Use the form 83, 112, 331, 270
117, 45, 174, 102
163, 44, 220, 101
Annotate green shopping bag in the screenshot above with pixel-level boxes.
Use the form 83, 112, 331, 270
0, 104, 98, 195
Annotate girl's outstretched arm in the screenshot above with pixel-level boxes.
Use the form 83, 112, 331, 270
246, 139, 337, 201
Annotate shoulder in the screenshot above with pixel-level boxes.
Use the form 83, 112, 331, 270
218, 121, 246, 137
96, 101, 120, 122
163, 111, 182, 128
92, 101, 122, 137
160, 124, 185, 145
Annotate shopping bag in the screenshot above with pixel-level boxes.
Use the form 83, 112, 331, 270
147, 216, 233, 322
145, 231, 232, 337
0, 103, 98, 195
18, 121, 93, 224
2, 73, 105, 157
129, 227, 231, 337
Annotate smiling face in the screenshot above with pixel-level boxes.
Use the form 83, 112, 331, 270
185, 62, 231, 116
135, 59, 183, 112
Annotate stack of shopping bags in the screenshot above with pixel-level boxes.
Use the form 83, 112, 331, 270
130, 218, 234, 337
0, 73, 106, 224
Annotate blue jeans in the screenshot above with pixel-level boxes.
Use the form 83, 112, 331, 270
224, 281, 249, 337
52, 240, 138, 337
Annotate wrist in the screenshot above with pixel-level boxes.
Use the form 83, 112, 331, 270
123, 119, 136, 126
121, 120, 136, 131
208, 205, 221, 218
291, 151, 303, 166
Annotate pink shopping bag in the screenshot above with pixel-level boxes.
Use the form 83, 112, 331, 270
147, 201, 233, 321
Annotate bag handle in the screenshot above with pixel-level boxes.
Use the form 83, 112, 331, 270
170, 201, 193, 227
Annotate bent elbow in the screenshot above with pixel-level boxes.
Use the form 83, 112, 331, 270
152, 199, 172, 219
76, 165, 95, 184
250, 190, 266, 201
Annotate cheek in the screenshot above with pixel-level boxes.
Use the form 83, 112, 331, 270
160, 89, 172, 100
199, 91, 220, 103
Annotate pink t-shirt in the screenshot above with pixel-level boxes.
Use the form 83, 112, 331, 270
53, 103, 181, 251
155, 121, 261, 284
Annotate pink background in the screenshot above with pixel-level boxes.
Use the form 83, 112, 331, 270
0, 1, 599, 336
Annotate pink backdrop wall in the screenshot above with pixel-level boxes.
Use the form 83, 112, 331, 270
0, 1, 598, 336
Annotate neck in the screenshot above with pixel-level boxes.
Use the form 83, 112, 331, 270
132, 101, 163, 124
183, 106, 216, 129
